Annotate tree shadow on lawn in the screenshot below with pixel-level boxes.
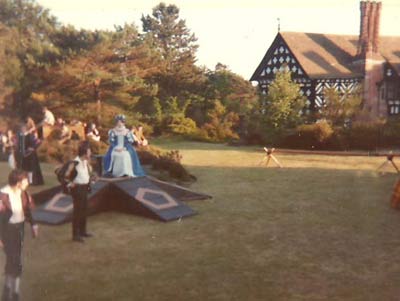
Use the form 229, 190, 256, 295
185, 165, 400, 300
153, 139, 262, 153
8, 163, 400, 301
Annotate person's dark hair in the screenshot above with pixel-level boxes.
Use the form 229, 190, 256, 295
8, 169, 28, 186
78, 140, 91, 157
114, 114, 126, 123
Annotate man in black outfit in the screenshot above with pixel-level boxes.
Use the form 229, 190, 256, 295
65, 141, 94, 243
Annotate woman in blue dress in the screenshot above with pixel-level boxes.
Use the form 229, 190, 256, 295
103, 114, 145, 177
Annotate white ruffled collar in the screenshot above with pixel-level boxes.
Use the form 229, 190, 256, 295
112, 126, 129, 136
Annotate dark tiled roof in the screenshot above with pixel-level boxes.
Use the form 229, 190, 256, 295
280, 32, 363, 78
379, 36, 400, 75
253, 32, 400, 80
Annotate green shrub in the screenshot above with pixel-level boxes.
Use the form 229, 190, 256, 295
164, 115, 197, 136
137, 146, 194, 181
136, 145, 162, 165
381, 118, 400, 148
37, 139, 79, 163
46, 128, 63, 141
346, 121, 384, 150
273, 119, 400, 151
198, 113, 239, 143
87, 139, 109, 156
279, 120, 334, 149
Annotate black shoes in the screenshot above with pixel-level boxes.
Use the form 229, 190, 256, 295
81, 232, 93, 238
72, 232, 94, 242
72, 236, 84, 243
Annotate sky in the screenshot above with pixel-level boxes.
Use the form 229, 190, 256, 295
37, 0, 400, 80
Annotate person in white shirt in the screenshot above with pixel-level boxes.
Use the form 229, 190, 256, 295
65, 141, 94, 242
0, 169, 38, 301
42, 107, 55, 126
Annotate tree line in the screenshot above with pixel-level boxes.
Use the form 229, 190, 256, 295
0, 0, 373, 148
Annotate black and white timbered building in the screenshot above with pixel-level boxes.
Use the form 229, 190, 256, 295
250, 1, 400, 119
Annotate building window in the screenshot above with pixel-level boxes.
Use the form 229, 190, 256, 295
388, 100, 400, 115
387, 85, 395, 99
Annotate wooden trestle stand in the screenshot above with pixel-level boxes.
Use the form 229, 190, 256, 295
259, 147, 283, 168
376, 154, 400, 174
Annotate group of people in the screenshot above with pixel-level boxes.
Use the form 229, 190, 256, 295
0, 141, 95, 300
42, 107, 101, 143
0, 112, 148, 300
0, 116, 44, 186
65, 114, 146, 244
0, 106, 149, 183
41, 106, 148, 146
0, 114, 147, 300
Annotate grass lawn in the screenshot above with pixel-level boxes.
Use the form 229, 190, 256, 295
1, 140, 400, 301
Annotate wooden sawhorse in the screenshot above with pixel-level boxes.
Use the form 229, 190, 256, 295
259, 147, 282, 168
377, 154, 400, 174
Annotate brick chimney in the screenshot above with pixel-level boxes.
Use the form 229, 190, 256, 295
355, 1, 385, 119
357, 1, 381, 58
372, 2, 381, 53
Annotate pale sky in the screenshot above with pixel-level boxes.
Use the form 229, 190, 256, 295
37, 0, 400, 80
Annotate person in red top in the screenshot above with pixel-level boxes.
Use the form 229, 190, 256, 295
0, 169, 38, 301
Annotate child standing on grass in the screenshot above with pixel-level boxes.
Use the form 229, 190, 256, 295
0, 169, 38, 301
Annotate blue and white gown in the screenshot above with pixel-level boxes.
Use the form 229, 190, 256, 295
103, 127, 145, 177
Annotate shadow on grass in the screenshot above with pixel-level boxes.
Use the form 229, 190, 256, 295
152, 138, 262, 153
16, 163, 400, 301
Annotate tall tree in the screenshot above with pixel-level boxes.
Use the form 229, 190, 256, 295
206, 64, 258, 115
264, 70, 305, 130
319, 87, 362, 127
0, 23, 21, 120
200, 100, 239, 142
0, 0, 61, 66
32, 24, 162, 127
141, 2, 198, 65
141, 3, 202, 97
0, 0, 62, 116
51, 25, 104, 58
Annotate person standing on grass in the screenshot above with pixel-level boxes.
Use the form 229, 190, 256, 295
17, 118, 44, 186
65, 141, 94, 243
0, 169, 38, 301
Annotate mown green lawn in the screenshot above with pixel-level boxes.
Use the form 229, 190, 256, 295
1, 140, 400, 301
